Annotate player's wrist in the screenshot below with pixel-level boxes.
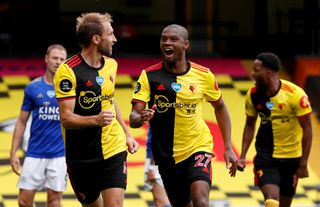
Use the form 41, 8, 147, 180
149, 165, 156, 171
135, 115, 144, 125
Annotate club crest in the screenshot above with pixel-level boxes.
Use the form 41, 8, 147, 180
46, 90, 55, 98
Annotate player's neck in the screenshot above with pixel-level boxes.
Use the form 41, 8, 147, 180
266, 78, 280, 97
165, 59, 187, 73
44, 71, 54, 85
81, 48, 103, 68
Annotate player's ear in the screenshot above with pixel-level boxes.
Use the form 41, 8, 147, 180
184, 40, 190, 51
92, 35, 100, 45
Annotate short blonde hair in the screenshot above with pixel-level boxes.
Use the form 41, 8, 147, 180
46, 44, 67, 55
76, 12, 113, 48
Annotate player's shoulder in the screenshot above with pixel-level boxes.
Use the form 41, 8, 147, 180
24, 76, 44, 94
144, 61, 163, 73
190, 61, 210, 73
249, 86, 257, 94
280, 79, 303, 94
103, 56, 117, 65
64, 54, 82, 69
27, 76, 43, 88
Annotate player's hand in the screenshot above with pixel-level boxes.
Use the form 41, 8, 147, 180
224, 147, 238, 177
96, 110, 114, 126
296, 164, 309, 178
126, 136, 139, 154
10, 154, 21, 175
237, 158, 246, 172
139, 104, 157, 123
146, 168, 156, 182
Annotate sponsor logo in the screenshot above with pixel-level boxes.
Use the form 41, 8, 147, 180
256, 103, 263, 110
78, 91, 114, 109
156, 84, 166, 90
43, 101, 50, 107
85, 80, 93, 87
258, 112, 290, 124
96, 76, 104, 86
38, 106, 60, 120
37, 93, 43, 99
171, 82, 182, 92
265, 101, 274, 110
214, 81, 219, 90
300, 96, 310, 108
154, 95, 196, 113
46, 90, 55, 98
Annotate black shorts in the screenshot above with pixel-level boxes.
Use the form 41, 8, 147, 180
67, 151, 127, 204
158, 151, 213, 207
253, 155, 299, 197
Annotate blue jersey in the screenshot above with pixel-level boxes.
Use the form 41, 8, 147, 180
22, 76, 64, 158
146, 128, 152, 158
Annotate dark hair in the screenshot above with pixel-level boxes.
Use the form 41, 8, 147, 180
256, 52, 281, 72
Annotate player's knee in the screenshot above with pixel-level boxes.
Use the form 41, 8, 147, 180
47, 199, 61, 207
265, 198, 279, 207
192, 197, 209, 207
154, 199, 171, 207
18, 197, 34, 207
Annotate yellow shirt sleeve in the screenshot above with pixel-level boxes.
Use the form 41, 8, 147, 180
245, 89, 257, 117
53, 64, 77, 99
293, 87, 312, 116
204, 71, 222, 102
132, 70, 151, 103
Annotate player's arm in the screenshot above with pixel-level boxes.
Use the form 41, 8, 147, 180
211, 97, 237, 177
296, 113, 312, 178
114, 99, 139, 154
58, 98, 114, 129
129, 103, 156, 128
238, 115, 257, 171
10, 110, 31, 175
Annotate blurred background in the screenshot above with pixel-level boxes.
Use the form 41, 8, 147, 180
0, 0, 319, 59
1, 0, 320, 111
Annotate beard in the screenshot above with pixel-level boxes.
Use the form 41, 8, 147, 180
255, 81, 267, 95
98, 44, 112, 57
165, 59, 176, 67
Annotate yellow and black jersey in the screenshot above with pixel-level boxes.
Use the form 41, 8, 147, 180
53, 54, 127, 163
245, 79, 312, 159
132, 61, 221, 164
